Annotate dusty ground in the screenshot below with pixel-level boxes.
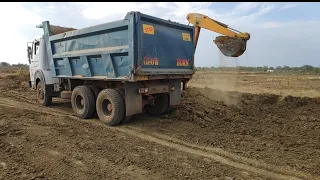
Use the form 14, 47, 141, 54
189, 71, 320, 98
0, 68, 319, 180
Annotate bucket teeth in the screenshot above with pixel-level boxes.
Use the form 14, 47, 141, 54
214, 36, 247, 57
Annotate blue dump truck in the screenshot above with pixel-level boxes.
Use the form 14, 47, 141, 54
27, 11, 195, 126
27, 11, 249, 126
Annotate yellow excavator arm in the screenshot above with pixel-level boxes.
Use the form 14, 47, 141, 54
187, 13, 250, 57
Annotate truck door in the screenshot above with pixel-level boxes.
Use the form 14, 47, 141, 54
28, 41, 40, 87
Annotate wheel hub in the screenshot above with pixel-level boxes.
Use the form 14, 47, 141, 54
75, 95, 85, 110
107, 103, 113, 112
101, 99, 113, 117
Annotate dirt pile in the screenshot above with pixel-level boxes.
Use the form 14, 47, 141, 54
0, 69, 30, 90
0, 68, 35, 104
170, 87, 320, 127
160, 87, 320, 176
169, 87, 240, 127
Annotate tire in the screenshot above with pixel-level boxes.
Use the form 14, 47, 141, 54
88, 85, 101, 99
88, 85, 101, 117
71, 86, 96, 119
122, 115, 132, 124
36, 80, 52, 106
166, 106, 175, 113
114, 88, 125, 98
144, 93, 169, 116
96, 89, 125, 126
114, 88, 132, 124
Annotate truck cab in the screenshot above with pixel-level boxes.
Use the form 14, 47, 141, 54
27, 36, 53, 90
27, 36, 40, 88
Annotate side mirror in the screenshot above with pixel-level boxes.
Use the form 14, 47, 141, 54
27, 46, 32, 64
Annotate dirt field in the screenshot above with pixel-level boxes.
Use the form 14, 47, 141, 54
0, 68, 319, 180
189, 71, 320, 98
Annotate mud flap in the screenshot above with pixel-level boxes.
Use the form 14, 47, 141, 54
125, 82, 142, 116
169, 79, 181, 106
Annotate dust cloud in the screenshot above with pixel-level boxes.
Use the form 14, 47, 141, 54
203, 50, 241, 106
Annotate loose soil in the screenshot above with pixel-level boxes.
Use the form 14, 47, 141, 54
0, 68, 319, 180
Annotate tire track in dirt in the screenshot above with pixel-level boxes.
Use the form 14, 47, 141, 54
0, 97, 317, 180
120, 127, 317, 180
125, 126, 317, 180
0, 98, 72, 118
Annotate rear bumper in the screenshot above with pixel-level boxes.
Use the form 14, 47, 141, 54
124, 79, 182, 116
133, 74, 193, 81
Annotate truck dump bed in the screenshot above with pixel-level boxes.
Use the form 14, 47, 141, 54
40, 11, 195, 81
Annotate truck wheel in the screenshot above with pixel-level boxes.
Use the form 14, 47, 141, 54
96, 89, 125, 126
114, 88, 125, 98
71, 86, 95, 119
36, 80, 52, 106
88, 85, 101, 99
145, 93, 169, 116
166, 106, 175, 113
88, 85, 101, 117
114, 88, 132, 123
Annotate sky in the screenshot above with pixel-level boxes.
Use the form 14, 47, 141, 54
1, 2, 319, 67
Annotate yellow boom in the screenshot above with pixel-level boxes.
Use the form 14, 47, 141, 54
187, 13, 250, 57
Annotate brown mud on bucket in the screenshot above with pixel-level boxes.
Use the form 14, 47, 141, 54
214, 36, 247, 57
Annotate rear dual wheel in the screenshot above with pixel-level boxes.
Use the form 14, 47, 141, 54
114, 88, 132, 123
71, 86, 128, 126
144, 93, 169, 116
71, 86, 171, 124
71, 86, 96, 119
88, 85, 101, 117
96, 89, 125, 126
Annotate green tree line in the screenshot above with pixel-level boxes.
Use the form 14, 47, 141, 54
197, 65, 320, 74
0, 62, 29, 69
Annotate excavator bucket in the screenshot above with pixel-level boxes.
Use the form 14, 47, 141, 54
213, 36, 247, 57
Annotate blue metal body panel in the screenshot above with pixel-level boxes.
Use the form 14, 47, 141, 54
40, 11, 195, 81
